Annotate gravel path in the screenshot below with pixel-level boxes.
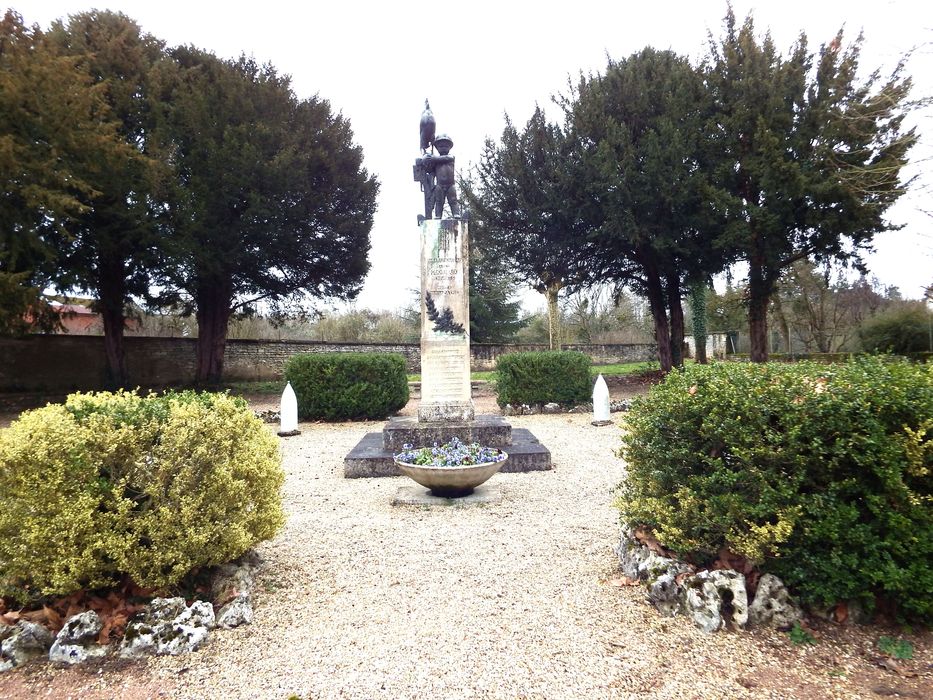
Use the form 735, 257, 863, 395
2, 395, 930, 699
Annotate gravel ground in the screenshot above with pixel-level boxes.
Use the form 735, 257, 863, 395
1, 393, 930, 699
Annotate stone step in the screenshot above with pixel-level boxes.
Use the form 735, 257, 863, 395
344, 428, 551, 479
382, 414, 511, 451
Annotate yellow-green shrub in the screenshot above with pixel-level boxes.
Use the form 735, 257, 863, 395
0, 390, 285, 602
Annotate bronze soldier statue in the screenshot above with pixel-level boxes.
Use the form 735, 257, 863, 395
414, 100, 436, 221
413, 99, 459, 221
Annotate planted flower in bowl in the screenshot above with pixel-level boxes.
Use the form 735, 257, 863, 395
394, 437, 507, 497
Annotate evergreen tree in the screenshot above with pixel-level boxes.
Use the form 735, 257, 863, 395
468, 222, 526, 343
705, 9, 916, 361
46, 11, 165, 385
152, 48, 378, 383
0, 11, 131, 335
465, 107, 600, 350
568, 48, 724, 371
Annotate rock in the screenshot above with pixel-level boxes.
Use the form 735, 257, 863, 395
615, 532, 687, 582
148, 597, 188, 622
55, 611, 102, 645
648, 573, 682, 617
542, 402, 562, 414
211, 560, 256, 604
179, 601, 216, 631
502, 404, 515, 416
49, 641, 107, 666
0, 624, 14, 644
684, 570, 748, 633
48, 610, 106, 666
119, 597, 216, 659
748, 574, 802, 629
0, 659, 12, 673
216, 597, 253, 628
1, 621, 54, 666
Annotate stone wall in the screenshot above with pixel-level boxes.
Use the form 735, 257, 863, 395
0, 335, 656, 391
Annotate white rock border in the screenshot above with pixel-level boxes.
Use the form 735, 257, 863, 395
0, 551, 262, 671
615, 531, 802, 634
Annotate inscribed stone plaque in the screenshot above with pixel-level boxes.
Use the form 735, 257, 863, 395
419, 218, 473, 422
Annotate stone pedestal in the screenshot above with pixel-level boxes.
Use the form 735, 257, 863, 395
342, 217, 552, 479
418, 218, 474, 422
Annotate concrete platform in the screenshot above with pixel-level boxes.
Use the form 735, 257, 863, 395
391, 484, 502, 506
382, 414, 511, 450
344, 427, 552, 478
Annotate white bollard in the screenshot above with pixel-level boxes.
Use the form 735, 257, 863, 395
591, 373, 612, 426
278, 381, 299, 436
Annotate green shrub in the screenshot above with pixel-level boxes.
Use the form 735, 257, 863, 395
494, 350, 591, 407
859, 303, 933, 353
0, 390, 284, 602
283, 352, 409, 420
616, 357, 933, 621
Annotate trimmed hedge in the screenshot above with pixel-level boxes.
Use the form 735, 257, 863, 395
494, 350, 591, 407
0, 390, 284, 603
283, 352, 409, 420
616, 357, 933, 621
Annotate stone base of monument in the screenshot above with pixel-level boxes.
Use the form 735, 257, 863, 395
344, 416, 551, 478
391, 484, 501, 507
383, 415, 511, 450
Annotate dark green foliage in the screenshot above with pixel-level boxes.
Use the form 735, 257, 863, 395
152, 48, 378, 383
494, 351, 591, 407
284, 353, 409, 420
465, 108, 601, 349
877, 636, 914, 660
704, 11, 916, 361
0, 11, 139, 338
689, 282, 708, 363
617, 357, 932, 621
46, 11, 166, 385
468, 224, 526, 343
859, 303, 933, 353
570, 48, 720, 371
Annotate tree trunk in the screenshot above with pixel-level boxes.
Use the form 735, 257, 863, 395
771, 292, 792, 354
689, 281, 708, 364
642, 260, 672, 372
747, 265, 773, 363
195, 284, 233, 385
545, 282, 562, 351
98, 260, 128, 388
100, 304, 127, 388
667, 272, 684, 368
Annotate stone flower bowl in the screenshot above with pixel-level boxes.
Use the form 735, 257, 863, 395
394, 438, 508, 498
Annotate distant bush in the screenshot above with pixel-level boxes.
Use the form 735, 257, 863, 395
616, 357, 933, 621
0, 390, 284, 603
283, 352, 409, 420
859, 303, 933, 354
495, 351, 591, 407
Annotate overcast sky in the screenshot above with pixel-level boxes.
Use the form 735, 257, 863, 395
26, 1, 933, 311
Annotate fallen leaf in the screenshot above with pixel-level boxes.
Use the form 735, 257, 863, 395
834, 602, 848, 624
688, 385, 698, 395
43, 605, 63, 631
607, 576, 640, 587
878, 657, 903, 675
21, 609, 48, 623
1, 611, 21, 625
